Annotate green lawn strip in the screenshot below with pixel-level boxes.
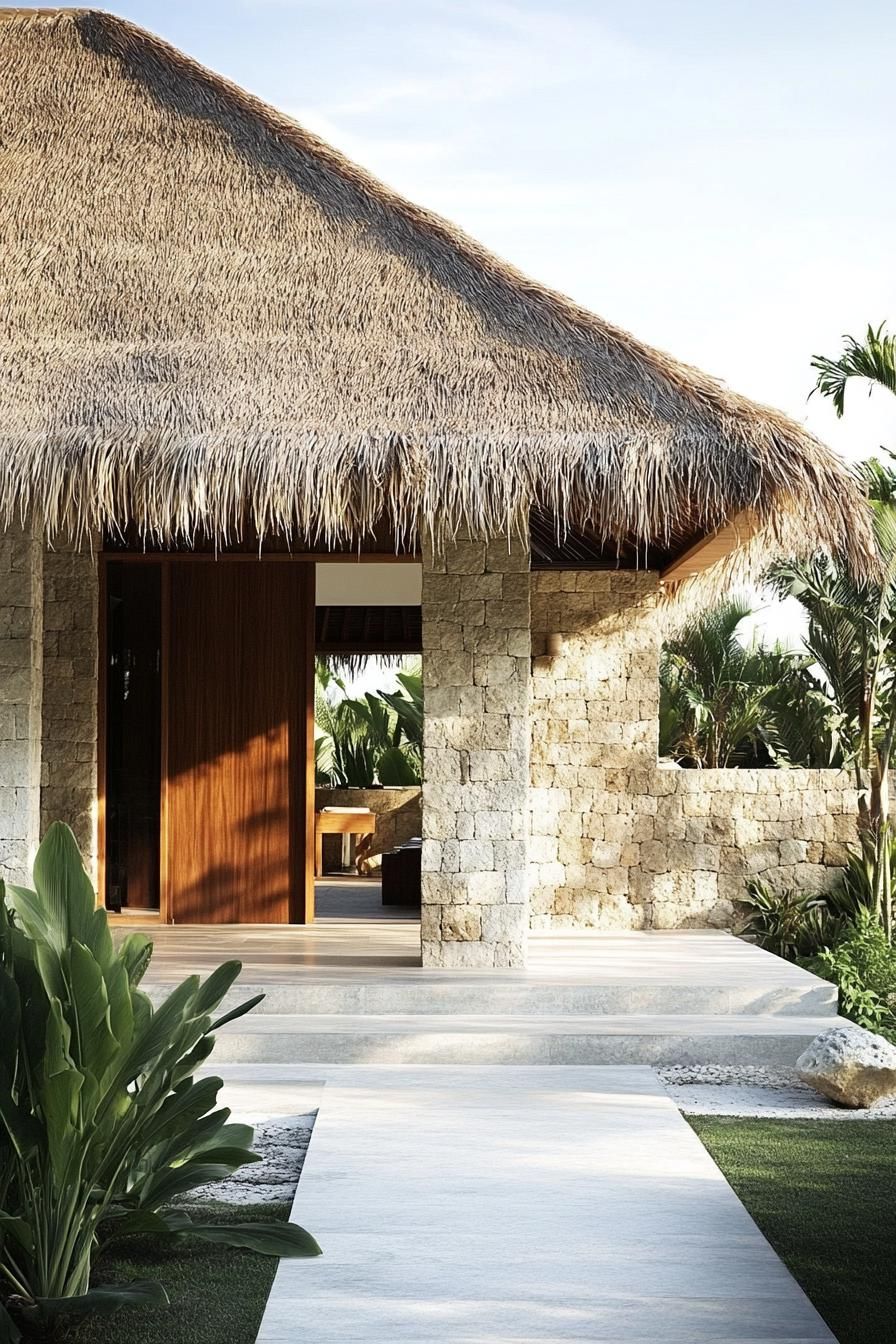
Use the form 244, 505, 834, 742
689, 1117, 896, 1344
62, 1202, 291, 1344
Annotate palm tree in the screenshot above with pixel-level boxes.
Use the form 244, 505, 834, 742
660, 601, 841, 770
661, 597, 779, 768
810, 323, 896, 417
771, 331, 896, 935
314, 657, 423, 787
771, 475, 896, 937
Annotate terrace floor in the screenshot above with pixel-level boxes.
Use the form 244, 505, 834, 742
137, 925, 842, 1067
134, 915, 831, 991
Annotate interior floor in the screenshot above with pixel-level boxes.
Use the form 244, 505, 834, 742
314, 874, 417, 922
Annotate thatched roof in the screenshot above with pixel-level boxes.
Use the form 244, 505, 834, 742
0, 7, 874, 574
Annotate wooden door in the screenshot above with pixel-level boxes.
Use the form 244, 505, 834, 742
165, 562, 313, 924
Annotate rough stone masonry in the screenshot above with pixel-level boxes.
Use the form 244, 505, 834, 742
0, 527, 97, 882
421, 534, 530, 968
529, 569, 859, 931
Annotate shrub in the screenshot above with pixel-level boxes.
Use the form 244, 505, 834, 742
736, 879, 850, 962
0, 823, 320, 1340
806, 908, 896, 1038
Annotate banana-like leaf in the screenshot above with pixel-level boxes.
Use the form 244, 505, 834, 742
0, 1068, 41, 1157
101, 1210, 178, 1241
31, 822, 96, 954
138, 1075, 223, 1150
4, 885, 51, 950
65, 942, 118, 1081
118, 932, 153, 987
28, 1279, 170, 1319
123, 976, 200, 1077
375, 744, 420, 785
137, 1162, 237, 1207
0, 1217, 32, 1254
196, 1121, 255, 1153
87, 907, 116, 969
170, 1032, 216, 1085
191, 960, 243, 1016
209, 991, 265, 1031
182, 1221, 322, 1257
102, 958, 135, 1058
42, 1068, 84, 1185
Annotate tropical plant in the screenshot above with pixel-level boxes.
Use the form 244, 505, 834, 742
770, 461, 896, 936
775, 325, 896, 937
757, 651, 845, 768
0, 824, 319, 1339
314, 658, 422, 786
660, 597, 782, 767
810, 322, 896, 417
736, 878, 852, 962
806, 907, 896, 1039
376, 668, 423, 782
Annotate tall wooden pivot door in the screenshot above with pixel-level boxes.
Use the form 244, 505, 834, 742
166, 562, 313, 924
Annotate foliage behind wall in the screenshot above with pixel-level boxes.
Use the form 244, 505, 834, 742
314, 657, 422, 787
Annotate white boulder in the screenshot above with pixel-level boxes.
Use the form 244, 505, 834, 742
796, 1023, 896, 1109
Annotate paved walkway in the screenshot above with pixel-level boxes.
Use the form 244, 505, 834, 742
240, 1064, 834, 1343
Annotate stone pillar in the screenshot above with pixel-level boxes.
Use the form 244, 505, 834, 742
421, 534, 531, 968
41, 544, 99, 876
0, 523, 44, 885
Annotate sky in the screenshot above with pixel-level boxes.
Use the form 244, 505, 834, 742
44, 0, 895, 463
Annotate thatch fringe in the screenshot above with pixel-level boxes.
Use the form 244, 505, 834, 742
0, 428, 872, 578
0, 8, 876, 582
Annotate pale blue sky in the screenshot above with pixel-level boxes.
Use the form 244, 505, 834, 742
29, 0, 896, 461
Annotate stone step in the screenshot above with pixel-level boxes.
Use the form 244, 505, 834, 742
209, 1012, 841, 1067
181, 977, 838, 1018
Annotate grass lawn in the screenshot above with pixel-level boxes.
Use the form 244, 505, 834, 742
62, 1203, 290, 1344
690, 1117, 896, 1344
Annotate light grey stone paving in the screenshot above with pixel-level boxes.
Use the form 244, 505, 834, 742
250, 1065, 835, 1343
211, 1010, 842, 1067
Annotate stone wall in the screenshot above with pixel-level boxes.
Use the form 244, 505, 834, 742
0, 523, 43, 884
421, 535, 530, 967
314, 786, 422, 871
529, 569, 860, 930
40, 544, 99, 874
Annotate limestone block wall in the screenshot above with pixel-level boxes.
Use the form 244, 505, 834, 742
421, 535, 530, 968
530, 569, 861, 931
314, 786, 422, 870
40, 544, 99, 875
0, 524, 43, 884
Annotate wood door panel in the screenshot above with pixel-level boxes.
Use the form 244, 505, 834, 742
166, 563, 310, 924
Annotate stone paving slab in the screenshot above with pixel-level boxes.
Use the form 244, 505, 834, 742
251, 1065, 835, 1343
211, 1012, 841, 1067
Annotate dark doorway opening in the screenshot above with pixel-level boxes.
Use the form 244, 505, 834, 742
104, 562, 162, 913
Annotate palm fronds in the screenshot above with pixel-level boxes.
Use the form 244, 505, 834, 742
811, 323, 896, 417
314, 659, 422, 787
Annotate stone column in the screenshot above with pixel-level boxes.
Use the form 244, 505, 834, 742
0, 522, 44, 885
41, 543, 99, 877
421, 533, 531, 968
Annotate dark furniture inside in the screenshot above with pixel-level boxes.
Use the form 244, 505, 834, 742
381, 839, 422, 909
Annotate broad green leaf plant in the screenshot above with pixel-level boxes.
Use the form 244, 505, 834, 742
0, 823, 320, 1340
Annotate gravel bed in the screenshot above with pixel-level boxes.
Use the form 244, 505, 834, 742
658, 1065, 896, 1119
178, 1112, 317, 1206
